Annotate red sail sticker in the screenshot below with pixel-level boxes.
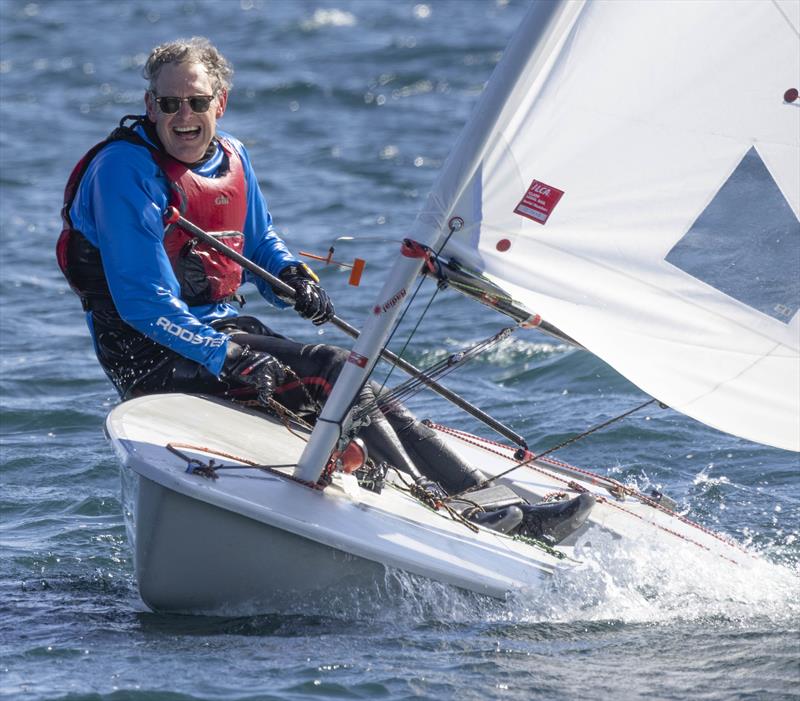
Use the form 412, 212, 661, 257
514, 180, 564, 225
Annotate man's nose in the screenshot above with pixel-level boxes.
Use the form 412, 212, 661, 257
176, 99, 193, 116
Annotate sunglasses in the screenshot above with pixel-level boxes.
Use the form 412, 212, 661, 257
153, 94, 215, 114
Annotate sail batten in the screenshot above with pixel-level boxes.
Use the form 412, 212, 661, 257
415, 0, 800, 451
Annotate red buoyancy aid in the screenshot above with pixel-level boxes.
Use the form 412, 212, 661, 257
57, 120, 248, 310
156, 140, 247, 306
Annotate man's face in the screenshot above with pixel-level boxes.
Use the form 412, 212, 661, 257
145, 61, 227, 164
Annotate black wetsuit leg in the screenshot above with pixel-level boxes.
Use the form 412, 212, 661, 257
90, 311, 333, 414
380, 397, 488, 493
93, 312, 483, 491
165, 316, 349, 423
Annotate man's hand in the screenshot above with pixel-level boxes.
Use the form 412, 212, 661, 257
222, 342, 286, 406
278, 264, 335, 326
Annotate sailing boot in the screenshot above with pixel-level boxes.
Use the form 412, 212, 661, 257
380, 395, 488, 494
465, 506, 524, 534
447, 483, 526, 534
516, 493, 595, 545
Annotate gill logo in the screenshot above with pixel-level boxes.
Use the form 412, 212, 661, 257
215, 195, 230, 205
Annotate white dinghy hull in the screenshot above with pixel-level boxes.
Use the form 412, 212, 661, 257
123, 471, 389, 613
108, 394, 566, 613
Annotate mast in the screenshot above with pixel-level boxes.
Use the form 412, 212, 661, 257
293, 241, 430, 481
294, 0, 580, 482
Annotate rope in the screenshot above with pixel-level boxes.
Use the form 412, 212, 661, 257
376, 280, 443, 396
354, 326, 515, 421
389, 469, 480, 533
166, 442, 326, 490
166, 441, 482, 533
430, 423, 750, 563
483, 399, 657, 485
233, 364, 320, 442
375, 220, 463, 396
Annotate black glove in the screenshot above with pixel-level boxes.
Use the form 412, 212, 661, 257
278, 264, 335, 326
221, 342, 286, 406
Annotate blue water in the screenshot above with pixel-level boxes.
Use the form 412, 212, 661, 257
1, 1, 798, 699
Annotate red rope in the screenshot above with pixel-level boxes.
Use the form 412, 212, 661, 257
428, 422, 750, 563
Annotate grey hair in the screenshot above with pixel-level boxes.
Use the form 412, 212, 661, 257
143, 37, 233, 94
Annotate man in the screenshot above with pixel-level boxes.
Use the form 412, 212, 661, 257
58, 37, 592, 540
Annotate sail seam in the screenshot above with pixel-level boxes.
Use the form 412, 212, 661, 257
771, 0, 800, 37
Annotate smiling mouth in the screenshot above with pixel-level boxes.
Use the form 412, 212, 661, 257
173, 126, 201, 138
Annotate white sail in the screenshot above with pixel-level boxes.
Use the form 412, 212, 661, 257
411, 0, 800, 452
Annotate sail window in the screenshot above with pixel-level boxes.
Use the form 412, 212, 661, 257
665, 147, 800, 323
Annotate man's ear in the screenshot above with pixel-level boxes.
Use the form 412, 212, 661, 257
144, 91, 157, 122
215, 89, 228, 118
